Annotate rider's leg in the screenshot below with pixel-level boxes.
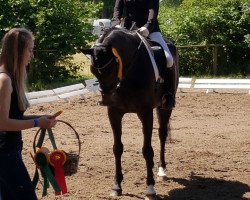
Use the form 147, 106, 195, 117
149, 32, 173, 68
149, 32, 176, 110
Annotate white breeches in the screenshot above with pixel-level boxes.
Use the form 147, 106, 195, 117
149, 32, 174, 68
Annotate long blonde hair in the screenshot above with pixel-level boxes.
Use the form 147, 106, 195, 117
0, 28, 33, 111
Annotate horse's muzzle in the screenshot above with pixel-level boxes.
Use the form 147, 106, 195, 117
98, 93, 116, 106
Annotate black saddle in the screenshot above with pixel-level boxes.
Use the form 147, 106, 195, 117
146, 38, 177, 77
147, 40, 166, 77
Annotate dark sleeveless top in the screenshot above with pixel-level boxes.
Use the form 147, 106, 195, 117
0, 72, 24, 153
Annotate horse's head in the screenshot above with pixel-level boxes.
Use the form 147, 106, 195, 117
79, 27, 140, 106
79, 44, 119, 105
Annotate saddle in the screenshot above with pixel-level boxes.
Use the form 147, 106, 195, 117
146, 40, 167, 78
148, 38, 176, 78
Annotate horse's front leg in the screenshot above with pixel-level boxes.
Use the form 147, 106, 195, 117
137, 109, 157, 200
156, 107, 172, 180
107, 106, 124, 196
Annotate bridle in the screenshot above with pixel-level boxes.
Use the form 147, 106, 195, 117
91, 43, 116, 71
92, 31, 143, 94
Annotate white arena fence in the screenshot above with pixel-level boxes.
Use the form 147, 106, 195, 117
26, 77, 250, 106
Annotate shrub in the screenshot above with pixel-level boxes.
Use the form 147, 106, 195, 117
0, 0, 102, 89
159, 0, 250, 76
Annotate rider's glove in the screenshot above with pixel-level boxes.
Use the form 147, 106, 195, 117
115, 25, 122, 29
138, 27, 149, 37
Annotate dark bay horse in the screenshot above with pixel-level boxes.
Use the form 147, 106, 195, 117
79, 27, 179, 199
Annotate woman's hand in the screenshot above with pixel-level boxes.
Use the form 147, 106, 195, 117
37, 116, 57, 129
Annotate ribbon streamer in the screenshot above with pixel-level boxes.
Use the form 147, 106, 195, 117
49, 150, 67, 195
34, 147, 61, 196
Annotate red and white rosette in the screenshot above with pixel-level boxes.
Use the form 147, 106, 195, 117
49, 150, 67, 195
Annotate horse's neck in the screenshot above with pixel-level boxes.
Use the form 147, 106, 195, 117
108, 30, 157, 80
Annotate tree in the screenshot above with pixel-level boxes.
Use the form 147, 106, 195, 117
159, 0, 250, 76
92, 0, 115, 18
0, 0, 102, 89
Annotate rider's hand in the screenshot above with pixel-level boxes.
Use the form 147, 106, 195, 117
138, 27, 149, 37
115, 25, 122, 29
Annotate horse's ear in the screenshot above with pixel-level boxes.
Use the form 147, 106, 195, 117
76, 47, 94, 56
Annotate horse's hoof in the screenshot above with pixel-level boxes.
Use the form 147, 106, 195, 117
145, 194, 157, 200
157, 167, 167, 181
110, 189, 122, 197
145, 185, 156, 200
157, 175, 168, 181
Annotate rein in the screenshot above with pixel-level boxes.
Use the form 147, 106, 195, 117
97, 39, 142, 95
136, 32, 161, 82
124, 40, 143, 76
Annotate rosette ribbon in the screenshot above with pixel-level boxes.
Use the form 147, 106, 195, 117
49, 150, 68, 195
34, 147, 61, 196
32, 128, 68, 197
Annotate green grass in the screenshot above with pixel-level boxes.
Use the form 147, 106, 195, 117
28, 53, 94, 91
27, 74, 94, 91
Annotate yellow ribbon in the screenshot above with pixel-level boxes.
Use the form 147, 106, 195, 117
112, 48, 123, 80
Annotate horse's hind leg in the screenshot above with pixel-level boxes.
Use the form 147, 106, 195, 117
156, 107, 172, 180
108, 107, 124, 196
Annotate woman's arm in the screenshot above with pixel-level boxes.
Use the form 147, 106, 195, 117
22, 115, 42, 120
0, 74, 55, 131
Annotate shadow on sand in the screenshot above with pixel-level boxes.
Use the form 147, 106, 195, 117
157, 174, 250, 200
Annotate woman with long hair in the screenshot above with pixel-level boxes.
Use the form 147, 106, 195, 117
0, 27, 57, 200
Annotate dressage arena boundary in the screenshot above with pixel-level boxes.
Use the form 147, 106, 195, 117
194, 78, 250, 94
26, 77, 250, 106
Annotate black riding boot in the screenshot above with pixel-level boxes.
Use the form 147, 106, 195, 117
162, 67, 177, 110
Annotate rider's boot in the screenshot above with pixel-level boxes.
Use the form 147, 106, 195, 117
161, 66, 177, 110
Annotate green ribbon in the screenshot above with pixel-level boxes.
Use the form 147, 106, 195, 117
32, 128, 61, 197
36, 129, 46, 148
34, 152, 61, 197
47, 129, 57, 150
40, 167, 49, 197
32, 168, 39, 190
32, 128, 46, 189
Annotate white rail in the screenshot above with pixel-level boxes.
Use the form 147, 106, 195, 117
26, 78, 250, 106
